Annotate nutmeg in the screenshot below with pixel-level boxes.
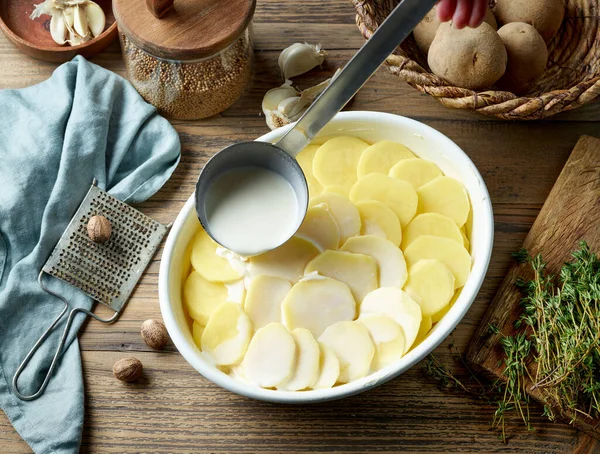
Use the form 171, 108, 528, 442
87, 215, 112, 244
113, 357, 143, 382
141, 319, 169, 350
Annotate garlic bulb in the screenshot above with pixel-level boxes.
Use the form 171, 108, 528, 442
30, 0, 106, 46
278, 43, 326, 80
262, 72, 338, 131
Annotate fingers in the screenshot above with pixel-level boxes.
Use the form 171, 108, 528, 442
468, 0, 488, 28
436, 0, 457, 22
452, 0, 474, 29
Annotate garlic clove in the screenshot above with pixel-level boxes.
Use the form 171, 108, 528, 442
262, 80, 299, 112
278, 42, 326, 80
277, 96, 309, 119
73, 5, 89, 38
85, 1, 106, 37
68, 28, 91, 46
49, 11, 67, 45
63, 6, 74, 30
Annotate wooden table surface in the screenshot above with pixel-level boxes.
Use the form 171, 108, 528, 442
2, 1, 600, 453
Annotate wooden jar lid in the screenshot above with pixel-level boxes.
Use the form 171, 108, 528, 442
113, 0, 256, 61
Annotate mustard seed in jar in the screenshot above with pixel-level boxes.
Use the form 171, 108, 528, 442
113, 0, 255, 120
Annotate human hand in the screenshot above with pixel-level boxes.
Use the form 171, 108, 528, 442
436, 0, 489, 29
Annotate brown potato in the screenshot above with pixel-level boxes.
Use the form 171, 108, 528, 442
494, 0, 564, 43
428, 22, 507, 91
413, 5, 498, 55
497, 22, 548, 94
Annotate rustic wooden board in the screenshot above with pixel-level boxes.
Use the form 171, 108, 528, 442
1, 0, 600, 452
467, 135, 600, 438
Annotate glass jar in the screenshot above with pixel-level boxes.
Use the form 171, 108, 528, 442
113, 0, 255, 120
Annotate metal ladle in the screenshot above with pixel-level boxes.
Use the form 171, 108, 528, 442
195, 0, 438, 255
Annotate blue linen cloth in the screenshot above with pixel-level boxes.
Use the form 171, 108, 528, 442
0, 56, 180, 453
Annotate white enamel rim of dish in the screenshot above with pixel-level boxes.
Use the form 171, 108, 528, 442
159, 111, 494, 403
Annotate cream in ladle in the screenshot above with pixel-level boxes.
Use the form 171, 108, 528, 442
195, 0, 437, 256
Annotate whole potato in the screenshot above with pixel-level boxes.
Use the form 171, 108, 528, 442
413, 5, 498, 55
428, 22, 507, 91
497, 22, 548, 94
494, 0, 564, 43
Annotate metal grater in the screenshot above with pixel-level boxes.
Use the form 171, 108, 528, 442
43, 183, 167, 311
13, 180, 168, 401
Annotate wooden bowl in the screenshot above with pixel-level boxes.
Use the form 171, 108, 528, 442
353, 0, 600, 120
0, 0, 118, 62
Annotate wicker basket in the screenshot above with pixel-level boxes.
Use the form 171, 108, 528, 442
353, 0, 600, 119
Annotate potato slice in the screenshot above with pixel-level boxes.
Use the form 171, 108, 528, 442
404, 235, 471, 288
183, 271, 228, 325
243, 323, 296, 388
341, 235, 407, 288
431, 290, 459, 323
245, 275, 292, 330
278, 328, 321, 391
312, 136, 369, 191
282, 277, 356, 338
350, 174, 418, 228
296, 144, 323, 197
318, 321, 375, 383
404, 259, 455, 316
305, 250, 377, 303
360, 287, 422, 353
355, 200, 402, 246
191, 229, 241, 283
417, 176, 470, 228
357, 140, 415, 178
249, 236, 320, 283
192, 321, 204, 349
309, 193, 361, 245
461, 226, 470, 251
412, 315, 433, 349
311, 343, 340, 389
201, 302, 252, 366
389, 158, 443, 189
296, 205, 340, 251
324, 185, 349, 197
401, 213, 463, 250
358, 314, 406, 370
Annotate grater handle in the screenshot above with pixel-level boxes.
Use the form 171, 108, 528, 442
12, 272, 119, 401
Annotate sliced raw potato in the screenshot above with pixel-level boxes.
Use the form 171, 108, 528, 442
245, 275, 292, 330
296, 144, 323, 197
201, 302, 252, 366
282, 277, 356, 338
243, 323, 296, 388
461, 226, 470, 251
192, 321, 204, 349
358, 314, 406, 370
324, 185, 349, 197
278, 328, 320, 391
355, 200, 402, 246
357, 140, 415, 178
431, 303, 451, 323
225, 279, 246, 304
309, 193, 361, 245
183, 271, 228, 325
341, 235, 407, 288
350, 174, 418, 228
296, 205, 340, 251
389, 158, 443, 189
404, 235, 471, 288
318, 321, 375, 383
311, 343, 340, 389
401, 213, 463, 250
191, 229, 241, 283
305, 250, 377, 303
360, 287, 422, 353
312, 136, 369, 191
404, 259, 455, 316
412, 315, 433, 349
249, 236, 320, 283
417, 176, 470, 228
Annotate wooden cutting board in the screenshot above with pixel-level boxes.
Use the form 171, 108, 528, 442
466, 135, 600, 438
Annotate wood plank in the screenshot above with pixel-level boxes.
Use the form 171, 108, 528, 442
467, 136, 600, 438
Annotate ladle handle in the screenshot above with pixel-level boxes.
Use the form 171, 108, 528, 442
275, 0, 438, 157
